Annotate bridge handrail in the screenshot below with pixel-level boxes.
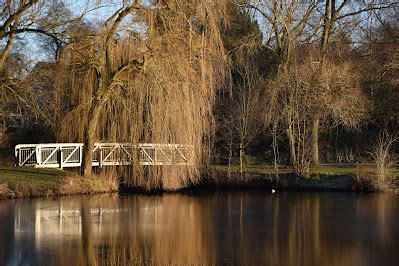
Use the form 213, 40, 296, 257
15, 142, 194, 168
15, 143, 194, 148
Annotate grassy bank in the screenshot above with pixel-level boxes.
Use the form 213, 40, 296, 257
213, 164, 357, 176
2, 165, 398, 199
0, 167, 118, 199
206, 165, 399, 192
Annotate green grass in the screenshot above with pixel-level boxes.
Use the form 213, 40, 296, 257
213, 164, 358, 177
391, 168, 399, 178
213, 164, 399, 181
312, 166, 357, 175
310, 166, 357, 179
213, 165, 290, 174
0, 167, 68, 190
0, 167, 71, 198
0, 167, 117, 198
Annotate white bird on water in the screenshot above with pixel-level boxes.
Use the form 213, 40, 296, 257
272, 189, 276, 194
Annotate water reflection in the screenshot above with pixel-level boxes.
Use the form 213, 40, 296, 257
0, 192, 398, 265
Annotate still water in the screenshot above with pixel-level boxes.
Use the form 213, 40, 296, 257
1, 191, 399, 265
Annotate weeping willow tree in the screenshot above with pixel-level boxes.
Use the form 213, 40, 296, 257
54, 0, 229, 190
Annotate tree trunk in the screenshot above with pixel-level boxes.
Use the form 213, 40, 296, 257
312, 114, 320, 167
239, 142, 244, 175
0, 17, 19, 70
228, 143, 233, 175
82, 101, 103, 178
321, 0, 332, 58
272, 121, 279, 176
287, 123, 297, 173
0, 36, 14, 70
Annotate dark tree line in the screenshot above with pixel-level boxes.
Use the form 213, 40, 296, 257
213, 1, 399, 175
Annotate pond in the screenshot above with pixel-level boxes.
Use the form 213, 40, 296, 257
1, 191, 399, 265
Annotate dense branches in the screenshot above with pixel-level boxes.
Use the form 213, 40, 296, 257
54, 0, 230, 189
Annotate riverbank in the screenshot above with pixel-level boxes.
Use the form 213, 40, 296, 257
0, 167, 118, 199
201, 170, 354, 191
200, 165, 399, 192
120, 166, 359, 194
2, 165, 398, 199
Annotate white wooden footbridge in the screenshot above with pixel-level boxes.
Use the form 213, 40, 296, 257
15, 143, 194, 169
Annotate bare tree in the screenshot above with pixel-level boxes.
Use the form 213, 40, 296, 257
267, 62, 313, 174
311, 0, 399, 166
0, 1, 94, 142
243, 0, 379, 169
242, 0, 318, 69
216, 105, 236, 174
265, 50, 367, 174
370, 131, 398, 190
1, 1, 88, 68
0, 0, 40, 69
242, 0, 319, 173
233, 64, 263, 175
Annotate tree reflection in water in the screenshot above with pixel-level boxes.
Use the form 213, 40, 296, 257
0, 192, 399, 265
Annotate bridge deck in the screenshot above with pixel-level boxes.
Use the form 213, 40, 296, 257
15, 143, 194, 169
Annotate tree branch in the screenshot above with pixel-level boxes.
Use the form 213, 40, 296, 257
9, 27, 63, 47
292, 3, 317, 36
111, 57, 145, 80
104, 4, 141, 70
336, 3, 398, 21
247, 3, 274, 22
0, 0, 38, 39
336, 0, 349, 15
0, 17, 20, 69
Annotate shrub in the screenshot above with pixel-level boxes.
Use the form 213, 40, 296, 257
355, 132, 398, 191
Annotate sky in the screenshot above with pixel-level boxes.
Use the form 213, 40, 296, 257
8, 0, 126, 69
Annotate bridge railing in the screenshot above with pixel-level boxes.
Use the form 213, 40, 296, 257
15, 143, 194, 168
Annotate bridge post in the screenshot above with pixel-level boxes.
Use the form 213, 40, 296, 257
172, 146, 176, 165
79, 145, 83, 166
154, 147, 157, 165
36, 146, 41, 167
99, 146, 103, 168
59, 147, 63, 169
17, 148, 21, 167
